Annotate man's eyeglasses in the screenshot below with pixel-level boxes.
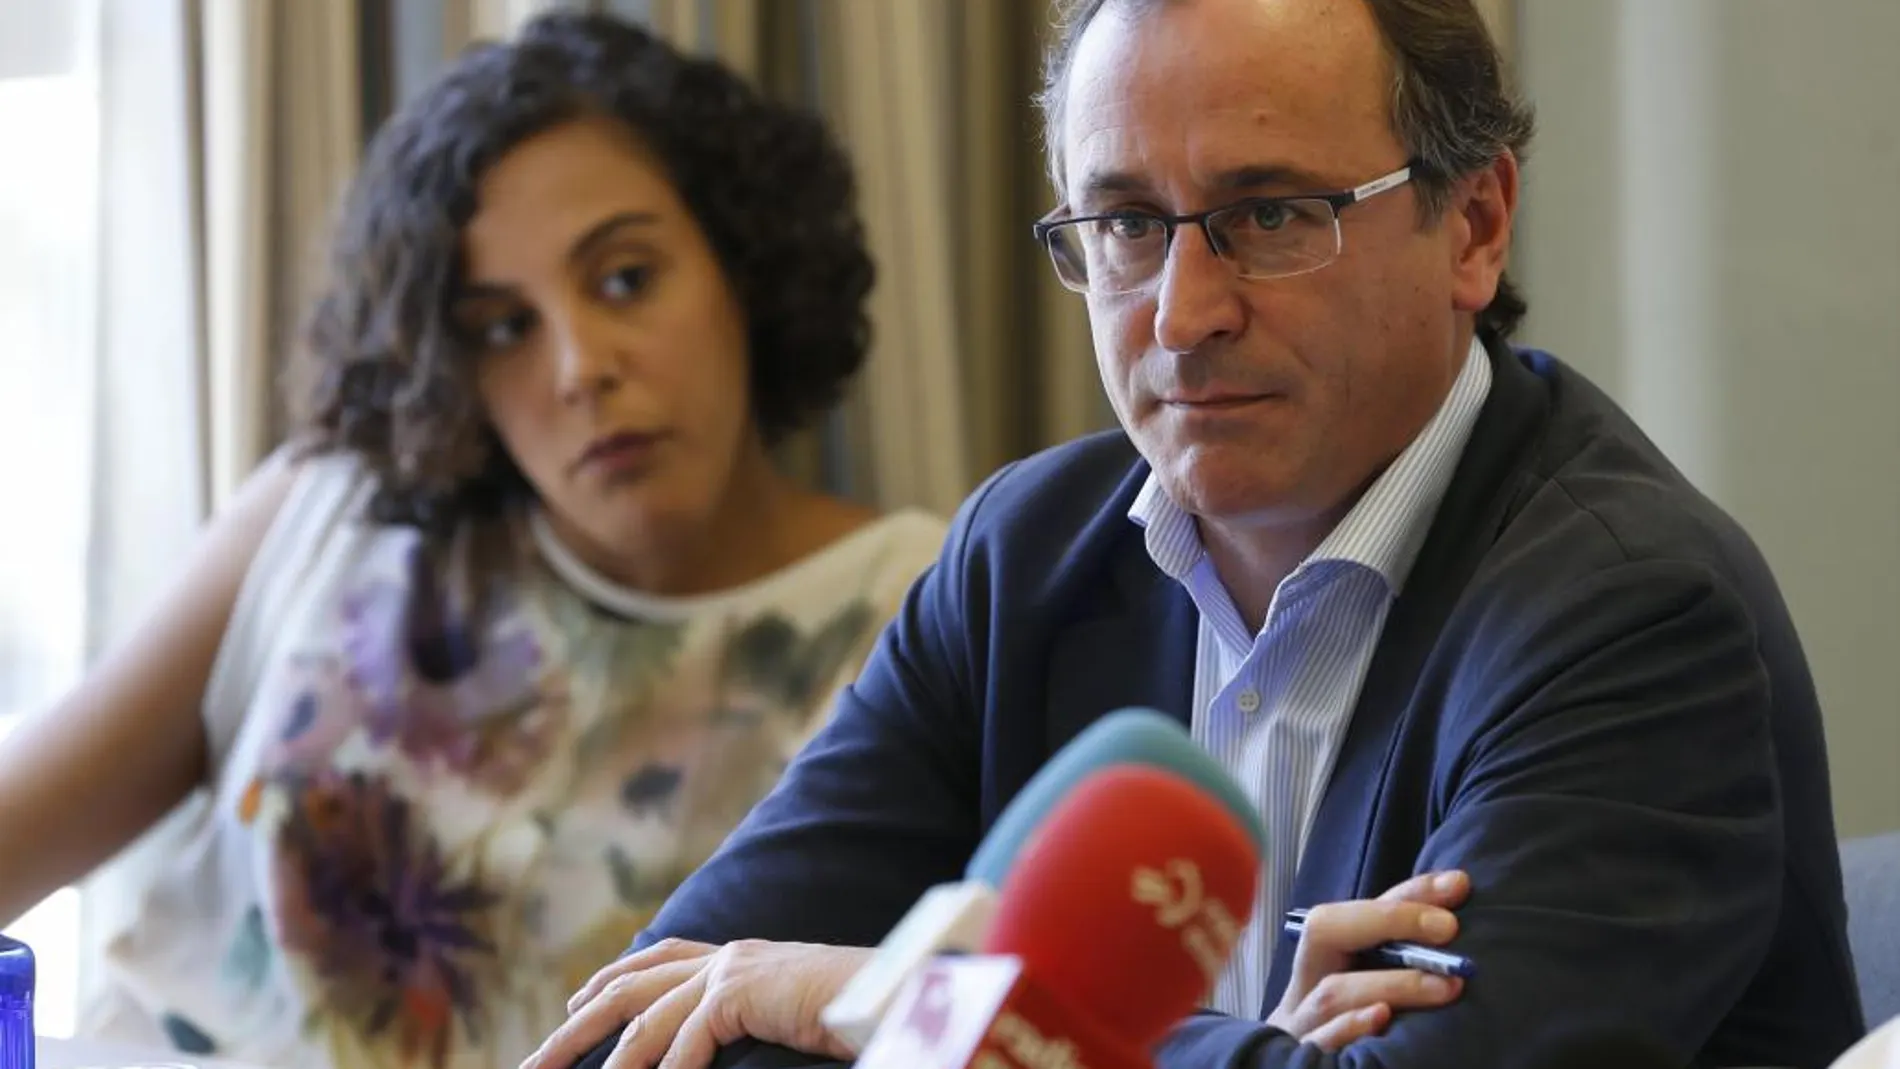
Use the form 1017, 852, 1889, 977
1032, 162, 1417, 296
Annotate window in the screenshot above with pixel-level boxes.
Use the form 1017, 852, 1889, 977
0, 0, 101, 1040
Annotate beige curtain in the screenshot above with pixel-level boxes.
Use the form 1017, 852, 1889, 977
198, 0, 363, 511
804, 2, 976, 513
450, 0, 577, 46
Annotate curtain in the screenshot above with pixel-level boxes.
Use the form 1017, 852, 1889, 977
197, 0, 364, 512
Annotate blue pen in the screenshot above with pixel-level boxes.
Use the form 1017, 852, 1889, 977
1282, 907, 1476, 980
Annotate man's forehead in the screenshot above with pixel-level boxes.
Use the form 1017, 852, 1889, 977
1065, 108, 1334, 196
1057, 0, 1392, 199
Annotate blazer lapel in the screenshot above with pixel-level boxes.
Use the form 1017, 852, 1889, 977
1044, 539, 1198, 750
1265, 344, 1553, 1010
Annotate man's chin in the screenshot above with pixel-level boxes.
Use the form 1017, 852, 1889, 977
1148, 456, 1304, 524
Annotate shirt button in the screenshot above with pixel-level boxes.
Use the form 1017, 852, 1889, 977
1236, 688, 1262, 714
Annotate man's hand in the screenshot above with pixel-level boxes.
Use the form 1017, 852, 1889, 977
521, 939, 868, 1069
1265, 870, 1472, 1051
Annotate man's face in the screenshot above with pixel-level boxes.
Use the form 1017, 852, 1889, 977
1061, 0, 1501, 536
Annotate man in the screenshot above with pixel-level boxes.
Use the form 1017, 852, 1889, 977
525, 1, 1866, 1067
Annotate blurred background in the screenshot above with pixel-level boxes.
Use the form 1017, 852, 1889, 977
0, 0, 1894, 1037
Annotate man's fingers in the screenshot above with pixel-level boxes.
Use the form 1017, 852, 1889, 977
1302, 1003, 1390, 1052
654, 999, 721, 1069
524, 959, 706, 1069
1272, 883, 1469, 1048
1304, 897, 1460, 955
1289, 970, 1462, 1044
1310, 969, 1462, 1021
569, 939, 715, 1013
1288, 898, 1459, 996
1293, 971, 1442, 1034
605, 973, 707, 1069
1376, 870, 1470, 908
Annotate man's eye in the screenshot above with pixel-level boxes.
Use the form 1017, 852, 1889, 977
1101, 215, 1161, 241
1247, 202, 1292, 230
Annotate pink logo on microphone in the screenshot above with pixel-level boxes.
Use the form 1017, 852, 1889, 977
901, 969, 955, 1048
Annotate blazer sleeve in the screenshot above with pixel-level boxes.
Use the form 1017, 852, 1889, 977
1155, 560, 1785, 1069
565, 471, 1010, 1069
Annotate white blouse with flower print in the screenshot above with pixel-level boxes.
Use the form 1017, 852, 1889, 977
82, 453, 947, 1069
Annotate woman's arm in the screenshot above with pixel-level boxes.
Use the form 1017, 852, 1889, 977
0, 452, 303, 924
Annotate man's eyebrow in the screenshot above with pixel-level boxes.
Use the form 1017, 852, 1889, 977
1076, 170, 1153, 205
1074, 163, 1339, 207
1205, 164, 1335, 193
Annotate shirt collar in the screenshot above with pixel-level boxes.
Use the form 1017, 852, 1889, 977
1128, 334, 1493, 596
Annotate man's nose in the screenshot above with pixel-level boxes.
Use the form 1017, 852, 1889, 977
1152, 224, 1244, 355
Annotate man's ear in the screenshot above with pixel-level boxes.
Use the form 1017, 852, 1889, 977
1448, 151, 1519, 315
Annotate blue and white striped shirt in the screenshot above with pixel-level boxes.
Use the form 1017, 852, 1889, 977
1127, 336, 1492, 1019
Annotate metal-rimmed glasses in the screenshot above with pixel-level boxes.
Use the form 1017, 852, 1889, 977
1033, 162, 1417, 295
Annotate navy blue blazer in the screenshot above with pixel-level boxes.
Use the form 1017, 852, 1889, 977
592, 347, 1864, 1069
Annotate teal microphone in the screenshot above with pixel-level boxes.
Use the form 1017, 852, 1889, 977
964, 707, 1266, 885
824, 707, 1266, 1053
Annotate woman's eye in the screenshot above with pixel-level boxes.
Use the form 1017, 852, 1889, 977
600, 265, 653, 302
473, 310, 533, 350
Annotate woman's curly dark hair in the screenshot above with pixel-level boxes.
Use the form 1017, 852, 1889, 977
289, 12, 874, 535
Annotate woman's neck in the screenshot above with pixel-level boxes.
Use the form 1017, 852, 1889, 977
549, 444, 876, 598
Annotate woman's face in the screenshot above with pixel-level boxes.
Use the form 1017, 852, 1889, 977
455, 116, 761, 584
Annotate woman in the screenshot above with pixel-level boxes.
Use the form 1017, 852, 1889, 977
0, 12, 945, 1069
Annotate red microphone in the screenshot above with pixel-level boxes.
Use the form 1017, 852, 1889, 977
853, 764, 1259, 1069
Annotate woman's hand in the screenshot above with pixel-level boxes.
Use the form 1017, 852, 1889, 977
1265, 870, 1472, 1051
522, 938, 868, 1069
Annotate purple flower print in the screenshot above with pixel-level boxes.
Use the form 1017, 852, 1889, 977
336, 543, 564, 795
271, 769, 498, 1069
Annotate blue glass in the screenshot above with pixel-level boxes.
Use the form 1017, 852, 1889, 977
0, 935, 32, 1069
